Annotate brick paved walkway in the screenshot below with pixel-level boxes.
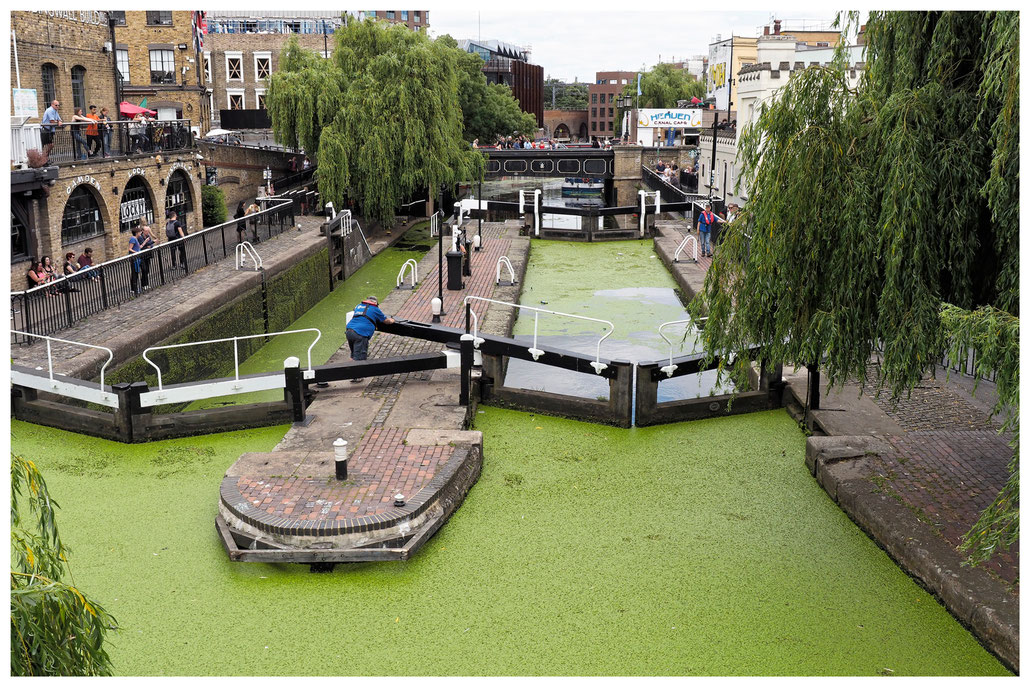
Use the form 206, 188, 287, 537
234, 427, 455, 521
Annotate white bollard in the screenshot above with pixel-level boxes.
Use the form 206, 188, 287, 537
334, 438, 349, 480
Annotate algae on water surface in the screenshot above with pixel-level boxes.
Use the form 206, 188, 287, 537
11, 409, 1010, 677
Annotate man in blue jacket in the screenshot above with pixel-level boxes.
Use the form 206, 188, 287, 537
696, 203, 724, 258
346, 296, 395, 383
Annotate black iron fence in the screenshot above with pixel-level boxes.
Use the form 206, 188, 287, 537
11, 201, 296, 344
17, 119, 194, 166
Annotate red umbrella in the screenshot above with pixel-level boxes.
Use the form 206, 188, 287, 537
119, 101, 157, 117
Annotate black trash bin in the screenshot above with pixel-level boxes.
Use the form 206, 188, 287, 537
446, 250, 464, 290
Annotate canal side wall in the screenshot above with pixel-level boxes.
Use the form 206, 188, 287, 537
807, 437, 1019, 673
102, 245, 330, 393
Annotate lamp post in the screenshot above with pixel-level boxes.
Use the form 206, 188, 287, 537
262, 166, 272, 197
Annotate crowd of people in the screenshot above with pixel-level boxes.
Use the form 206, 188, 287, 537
39, 99, 188, 161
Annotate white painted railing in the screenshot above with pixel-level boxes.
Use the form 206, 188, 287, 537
430, 210, 442, 237
140, 328, 322, 404
518, 189, 542, 236
235, 241, 262, 270
10, 330, 117, 408
673, 234, 698, 263
496, 256, 517, 285
656, 317, 707, 378
463, 296, 614, 374
396, 258, 418, 289
638, 190, 660, 237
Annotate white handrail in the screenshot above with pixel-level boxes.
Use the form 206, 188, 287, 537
396, 258, 418, 288
496, 256, 517, 285
673, 234, 698, 263
656, 317, 707, 377
430, 210, 442, 237
10, 330, 114, 389
638, 190, 660, 237
235, 241, 262, 270
463, 296, 614, 374
142, 327, 322, 391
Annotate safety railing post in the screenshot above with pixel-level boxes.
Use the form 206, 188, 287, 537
283, 356, 306, 423
459, 334, 474, 406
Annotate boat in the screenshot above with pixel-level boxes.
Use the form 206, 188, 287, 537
561, 177, 604, 197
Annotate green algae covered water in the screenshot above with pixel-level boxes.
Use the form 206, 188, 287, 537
9, 229, 1011, 676
11, 411, 1009, 676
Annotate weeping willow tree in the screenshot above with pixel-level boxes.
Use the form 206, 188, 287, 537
11, 455, 118, 675
688, 11, 1018, 565
266, 19, 484, 225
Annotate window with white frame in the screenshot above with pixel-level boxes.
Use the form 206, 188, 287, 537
203, 52, 211, 82
255, 88, 267, 110
225, 52, 243, 81
254, 52, 271, 81
227, 89, 245, 110
208, 92, 214, 122
116, 49, 130, 83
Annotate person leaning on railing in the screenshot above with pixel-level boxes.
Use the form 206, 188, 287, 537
70, 108, 91, 160
26, 258, 54, 296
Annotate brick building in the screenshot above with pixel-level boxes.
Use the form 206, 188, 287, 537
202, 11, 429, 129
203, 11, 346, 129
112, 11, 210, 136
10, 11, 119, 124
588, 71, 636, 140
542, 110, 588, 142
361, 10, 430, 31
10, 11, 203, 292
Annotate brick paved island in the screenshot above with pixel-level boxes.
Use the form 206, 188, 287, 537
217, 222, 530, 564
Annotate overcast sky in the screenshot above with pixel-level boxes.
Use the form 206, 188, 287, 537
427, 7, 842, 83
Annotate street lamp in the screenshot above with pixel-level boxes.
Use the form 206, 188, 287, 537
262, 166, 272, 196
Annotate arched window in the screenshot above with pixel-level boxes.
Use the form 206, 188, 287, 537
71, 66, 87, 112
62, 186, 104, 244
165, 170, 194, 223
554, 124, 571, 140
119, 176, 154, 233
41, 64, 58, 105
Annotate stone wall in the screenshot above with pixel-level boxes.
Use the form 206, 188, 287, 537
542, 109, 588, 141
11, 12, 117, 121
197, 140, 300, 212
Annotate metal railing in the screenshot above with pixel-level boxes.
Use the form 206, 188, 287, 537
11, 201, 295, 343
673, 234, 698, 262
9, 331, 117, 408
463, 296, 614, 374
396, 259, 418, 289
12, 119, 195, 167
496, 256, 517, 285
139, 327, 321, 405
656, 318, 706, 378
235, 241, 262, 270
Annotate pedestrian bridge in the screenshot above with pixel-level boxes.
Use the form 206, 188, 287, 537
482, 149, 614, 178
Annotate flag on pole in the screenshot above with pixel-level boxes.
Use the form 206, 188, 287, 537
192, 11, 207, 52
636, 73, 642, 97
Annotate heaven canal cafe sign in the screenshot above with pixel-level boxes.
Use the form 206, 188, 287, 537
636, 109, 703, 129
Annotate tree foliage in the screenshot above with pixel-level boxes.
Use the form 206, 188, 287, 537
438, 35, 539, 144
201, 184, 227, 227
622, 63, 706, 108
688, 11, 1018, 565
266, 21, 484, 225
11, 454, 118, 676
544, 78, 589, 110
